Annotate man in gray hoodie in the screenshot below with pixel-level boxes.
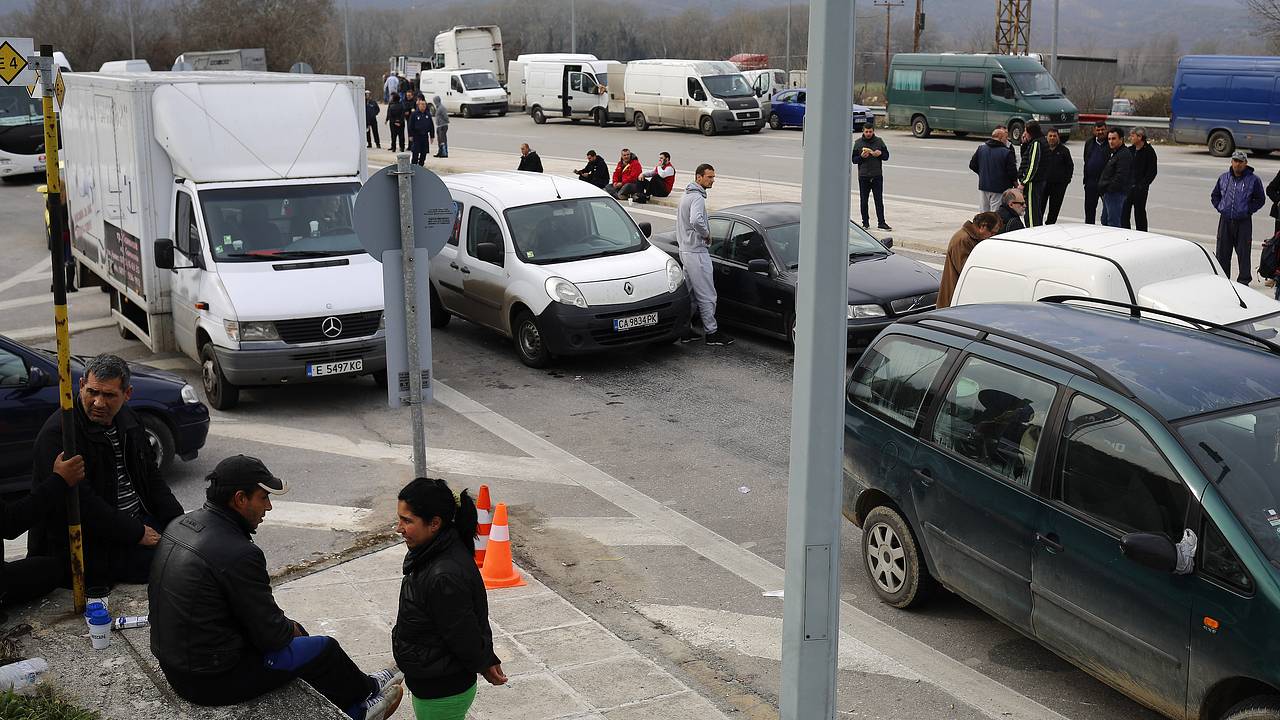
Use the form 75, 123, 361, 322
433, 96, 449, 158
676, 164, 733, 346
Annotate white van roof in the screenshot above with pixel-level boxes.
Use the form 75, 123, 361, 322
424, 67, 493, 76
991, 224, 1219, 289
445, 171, 609, 210
516, 53, 598, 62
628, 59, 741, 75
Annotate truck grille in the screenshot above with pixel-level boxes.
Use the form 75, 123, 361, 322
275, 311, 381, 344
890, 292, 937, 315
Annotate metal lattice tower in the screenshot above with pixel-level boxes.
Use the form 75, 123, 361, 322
994, 0, 1031, 54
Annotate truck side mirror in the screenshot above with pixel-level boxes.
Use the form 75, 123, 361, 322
638, 222, 652, 237
155, 238, 175, 269
1120, 532, 1177, 573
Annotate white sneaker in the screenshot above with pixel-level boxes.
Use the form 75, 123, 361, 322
368, 666, 404, 692
360, 683, 404, 720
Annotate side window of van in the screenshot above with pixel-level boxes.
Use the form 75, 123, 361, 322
1200, 517, 1253, 592
1055, 394, 1189, 539
848, 336, 949, 428
687, 78, 706, 101
450, 76, 463, 93
923, 70, 956, 93
931, 356, 1057, 488
892, 69, 922, 92
448, 201, 462, 246
991, 74, 1014, 100
175, 192, 193, 256
959, 72, 985, 95
466, 206, 504, 267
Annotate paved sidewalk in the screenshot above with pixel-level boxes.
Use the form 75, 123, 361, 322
276, 543, 733, 720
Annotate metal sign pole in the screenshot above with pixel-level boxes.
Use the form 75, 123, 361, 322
393, 153, 427, 478
779, 0, 855, 717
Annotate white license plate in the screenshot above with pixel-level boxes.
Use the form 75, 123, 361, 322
306, 359, 364, 377
613, 312, 659, 331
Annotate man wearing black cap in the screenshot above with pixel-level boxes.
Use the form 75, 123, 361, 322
149, 456, 403, 719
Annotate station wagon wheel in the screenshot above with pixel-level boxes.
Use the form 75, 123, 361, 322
1221, 695, 1280, 720
861, 505, 933, 608
911, 115, 931, 138
513, 310, 552, 368
1209, 130, 1236, 158
769, 112, 783, 130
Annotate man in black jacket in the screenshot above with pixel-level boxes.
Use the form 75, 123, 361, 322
408, 98, 434, 167
364, 91, 380, 149
852, 123, 891, 230
2, 453, 83, 615
1124, 128, 1158, 231
969, 127, 1017, 212
575, 150, 609, 188
1098, 129, 1134, 229
517, 143, 543, 173
1043, 128, 1074, 224
997, 188, 1026, 233
149, 455, 402, 719
1018, 121, 1049, 227
1082, 121, 1109, 224
30, 354, 183, 588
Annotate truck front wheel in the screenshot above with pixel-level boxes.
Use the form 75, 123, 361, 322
200, 343, 240, 410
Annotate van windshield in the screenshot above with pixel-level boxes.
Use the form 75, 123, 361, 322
768, 221, 888, 270
461, 72, 501, 90
504, 197, 647, 265
0, 86, 40, 127
1010, 71, 1061, 97
1180, 401, 1280, 569
703, 74, 754, 99
201, 182, 362, 263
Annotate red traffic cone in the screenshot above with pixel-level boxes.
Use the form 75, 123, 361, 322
475, 485, 492, 568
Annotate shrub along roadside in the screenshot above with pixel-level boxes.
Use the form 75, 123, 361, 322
0, 686, 102, 720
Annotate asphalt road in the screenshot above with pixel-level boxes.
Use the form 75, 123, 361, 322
0, 153, 1164, 719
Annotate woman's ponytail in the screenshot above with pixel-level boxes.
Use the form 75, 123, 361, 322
454, 490, 478, 553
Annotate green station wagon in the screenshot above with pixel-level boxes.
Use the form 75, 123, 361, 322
843, 299, 1280, 720
887, 53, 1078, 140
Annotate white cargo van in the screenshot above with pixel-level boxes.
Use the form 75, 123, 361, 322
418, 69, 509, 117
61, 71, 382, 410
525, 58, 624, 126
950, 224, 1280, 336
742, 68, 787, 101
507, 53, 598, 110
624, 60, 764, 136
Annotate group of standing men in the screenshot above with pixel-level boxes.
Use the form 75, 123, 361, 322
366, 83, 450, 165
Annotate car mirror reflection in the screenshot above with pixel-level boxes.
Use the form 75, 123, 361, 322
1120, 532, 1177, 573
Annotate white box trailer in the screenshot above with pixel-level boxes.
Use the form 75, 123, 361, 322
433, 26, 505, 84
61, 71, 383, 409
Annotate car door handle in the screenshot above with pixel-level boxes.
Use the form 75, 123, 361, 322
450, 262, 460, 269
1035, 532, 1064, 554
459, 266, 471, 274
912, 467, 933, 488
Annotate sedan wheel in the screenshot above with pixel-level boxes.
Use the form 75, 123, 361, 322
861, 505, 933, 608
138, 413, 175, 472
769, 113, 783, 130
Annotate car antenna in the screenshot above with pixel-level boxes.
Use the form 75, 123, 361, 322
548, 174, 562, 200
1225, 276, 1248, 310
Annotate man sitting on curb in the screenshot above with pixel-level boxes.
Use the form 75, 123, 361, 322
149, 455, 403, 719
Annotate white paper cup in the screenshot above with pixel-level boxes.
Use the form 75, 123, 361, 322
87, 617, 111, 650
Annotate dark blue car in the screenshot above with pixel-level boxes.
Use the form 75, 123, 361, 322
0, 334, 209, 493
767, 87, 874, 131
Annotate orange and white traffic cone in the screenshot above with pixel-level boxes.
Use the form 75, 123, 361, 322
475, 484, 492, 568
481, 503, 525, 590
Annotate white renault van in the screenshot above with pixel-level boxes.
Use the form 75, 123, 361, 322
624, 59, 764, 136
950, 224, 1280, 335
418, 69, 508, 117
429, 172, 691, 367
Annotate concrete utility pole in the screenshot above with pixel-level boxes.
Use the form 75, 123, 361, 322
571, 0, 577, 54
995, 0, 1032, 55
779, 0, 854, 717
785, 1, 792, 79
343, 0, 352, 75
875, 0, 903, 91
126, 0, 136, 59
912, 0, 923, 52
1050, 0, 1060, 75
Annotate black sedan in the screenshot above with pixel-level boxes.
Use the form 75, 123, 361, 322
0, 335, 210, 493
651, 203, 942, 348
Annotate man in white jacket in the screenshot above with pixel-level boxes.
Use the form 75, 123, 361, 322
675, 164, 733, 346
635, 152, 676, 204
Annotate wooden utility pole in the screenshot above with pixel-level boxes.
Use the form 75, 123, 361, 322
913, 0, 923, 52
875, 0, 903, 90
995, 0, 1032, 55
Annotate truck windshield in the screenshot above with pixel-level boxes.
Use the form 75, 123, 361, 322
1010, 71, 1061, 97
461, 72, 501, 91
504, 197, 647, 265
1179, 401, 1280, 569
201, 182, 361, 263
703, 74, 754, 99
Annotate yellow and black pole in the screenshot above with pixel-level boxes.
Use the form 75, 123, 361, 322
36, 44, 84, 613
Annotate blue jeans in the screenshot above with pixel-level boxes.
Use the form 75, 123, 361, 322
1102, 192, 1127, 228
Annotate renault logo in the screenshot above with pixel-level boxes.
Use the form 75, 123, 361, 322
321, 316, 343, 338
623, 282, 634, 296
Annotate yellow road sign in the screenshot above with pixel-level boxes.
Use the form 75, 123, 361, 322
0, 39, 29, 84
54, 70, 64, 107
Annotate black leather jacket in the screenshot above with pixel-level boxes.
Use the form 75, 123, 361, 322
393, 530, 499, 699
149, 503, 295, 674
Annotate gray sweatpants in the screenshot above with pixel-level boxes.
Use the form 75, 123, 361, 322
979, 191, 1003, 213
681, 251, 718, 334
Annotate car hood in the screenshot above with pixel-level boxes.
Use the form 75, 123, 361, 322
1138, 274, 1280, 325
845, 253, 941, 304
69, 354, 187, 387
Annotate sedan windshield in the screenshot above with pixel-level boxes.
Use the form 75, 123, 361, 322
461, 72, 501, 90
703, 74, 753, 99
1180, 401, 1280, 568
1010, 71, 1061, 97
767, 221, 889, 269
201, 183, 361, 263
505, 197, 646, 265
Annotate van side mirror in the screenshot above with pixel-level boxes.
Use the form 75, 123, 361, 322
748, 258, 772, 275
155, 238, 175, 269
879, 235, 894, 249
475, 242, 502, 264
1120, 532, 1177, 573
638, 222, 652, 237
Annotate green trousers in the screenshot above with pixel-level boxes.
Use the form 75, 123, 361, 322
410, 683, 477, 720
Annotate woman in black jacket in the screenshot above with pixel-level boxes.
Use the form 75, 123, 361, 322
393, 478, 506, 719
387, 93, 406, 152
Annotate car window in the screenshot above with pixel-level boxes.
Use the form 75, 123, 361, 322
466, 205, 504, 267
448, 200, 462, 246
0, 346, 29, 387
708, 218, 733, 259
923, 70, 956, 93
797, 91, 807, 104
931, 356, 1056, 489
729, 222, 769, 265
991, 74, 1014, 99
687, 77, 705, 101
1201, 516, 1253, 592
590, 201, 633, 241
1057, 394, 1189, 539
959, 72, 986, 95
849, 336, 949, 428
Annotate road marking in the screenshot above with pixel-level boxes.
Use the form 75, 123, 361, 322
5, 315, 115, 341
762, 154, 798, 160
627, 206, 677, 220
887, 164, 969, 175
432, 380, 1069, 720
543, 517, 682, 546
0, 292, 51, 311
634, 603, 920, 680
0, 258, 51, 295
207, 420, 577, 485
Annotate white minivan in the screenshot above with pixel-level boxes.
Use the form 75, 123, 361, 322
624, 59, 765, 136
429, 172, 691, 367
418, 68, 509, 117
950, 224, 1280, 336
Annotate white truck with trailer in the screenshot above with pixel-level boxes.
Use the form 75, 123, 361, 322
61, 71, 384, 409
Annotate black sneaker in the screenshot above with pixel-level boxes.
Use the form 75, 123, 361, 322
679, 331, 703, 343
861, 221, 870, 229
877, 222, 893, 231
705, 331, 734, 346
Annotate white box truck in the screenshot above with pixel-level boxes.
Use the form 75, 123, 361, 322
61, 71, 384, 410
173, 49, 268, 71
624, 60, 764, 136
524, 57, 624, 126
432, 26, 505, 84
418, 68, 509, 117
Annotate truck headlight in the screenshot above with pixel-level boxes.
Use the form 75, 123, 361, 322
666, 257, 684, 292
238, 322, 280, 341
848, 304, 886, 319
1033, 113, 1050, 121
710, 98, 728, 110
545, 277, 588, 308
180, 384, 200, 404
224, 320, 239, 342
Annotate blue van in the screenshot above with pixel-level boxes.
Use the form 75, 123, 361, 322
1172, 55, 1280, 157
